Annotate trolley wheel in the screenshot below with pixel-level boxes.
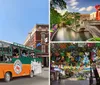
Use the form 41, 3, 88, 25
4, 72, 11, 82
29, 71, 34, 78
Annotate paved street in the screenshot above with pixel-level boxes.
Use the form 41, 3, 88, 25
51, 79, 89, 85
0, 68, 49, 85
51, 78, 96, 85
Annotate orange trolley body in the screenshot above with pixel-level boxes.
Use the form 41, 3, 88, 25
0, 63, 31, 79
0, 41, 42, 82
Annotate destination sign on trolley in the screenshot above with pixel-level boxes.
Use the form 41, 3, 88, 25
13, 42, 33, 50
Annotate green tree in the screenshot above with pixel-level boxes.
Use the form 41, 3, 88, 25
50, 0, 67, 28
50, 8, 62, 28
63, 12, 80, 26
62, 12, 74, 25
50, 0, 66, 9
73, 12, 80, 28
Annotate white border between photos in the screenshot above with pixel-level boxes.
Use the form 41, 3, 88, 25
49, 1, 100, 85
49, 0, 50, 85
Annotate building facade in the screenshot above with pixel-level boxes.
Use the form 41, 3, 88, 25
80, 14, 90, 21
90, 12, 96, 20
24, 24, 49, 67
79, 14, 90, 25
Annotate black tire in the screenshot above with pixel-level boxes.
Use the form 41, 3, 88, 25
4, 72, 11, 82
29, 71, 34, 78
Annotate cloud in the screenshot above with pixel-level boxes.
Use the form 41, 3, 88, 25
66, 0, 79, 11
66, 0, 94, 13
79, 7, 86, 11
72, 6, 79, 10
55, 7, 67, 15
68, 0, 76, 3
86, 6, 94, 11
79, 6, 94, 12
72, 6, 76, 9
70, 2, 79, 6
75, 8, 79, 10
67, 0, 79, 6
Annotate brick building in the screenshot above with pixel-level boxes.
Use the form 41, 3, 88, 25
80, 14, 90, 21
79, 14, 90, 25
24, 24, 49, 67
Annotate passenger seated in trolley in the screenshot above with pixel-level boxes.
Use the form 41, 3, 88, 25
13, 53, 19, 58
22, 52, 28, 57
22, 53, 26, 57
25, 53, 28, 57
13, 47, 19, 58
21, 49, 28, 57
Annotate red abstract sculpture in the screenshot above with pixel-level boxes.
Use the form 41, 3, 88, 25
95, 5, 100, 20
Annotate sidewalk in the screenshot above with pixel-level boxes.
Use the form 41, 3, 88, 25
38, 67, 49, 78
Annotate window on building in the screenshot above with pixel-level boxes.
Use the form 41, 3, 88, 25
0, 43, 3, 62
41, 32, 45, 43
41, 45, 45, 53
37, 27, 42, 31
0, 43, 2, 55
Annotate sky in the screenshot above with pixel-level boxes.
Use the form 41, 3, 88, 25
57, 0, 100, 15
0, 0, 48, 44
